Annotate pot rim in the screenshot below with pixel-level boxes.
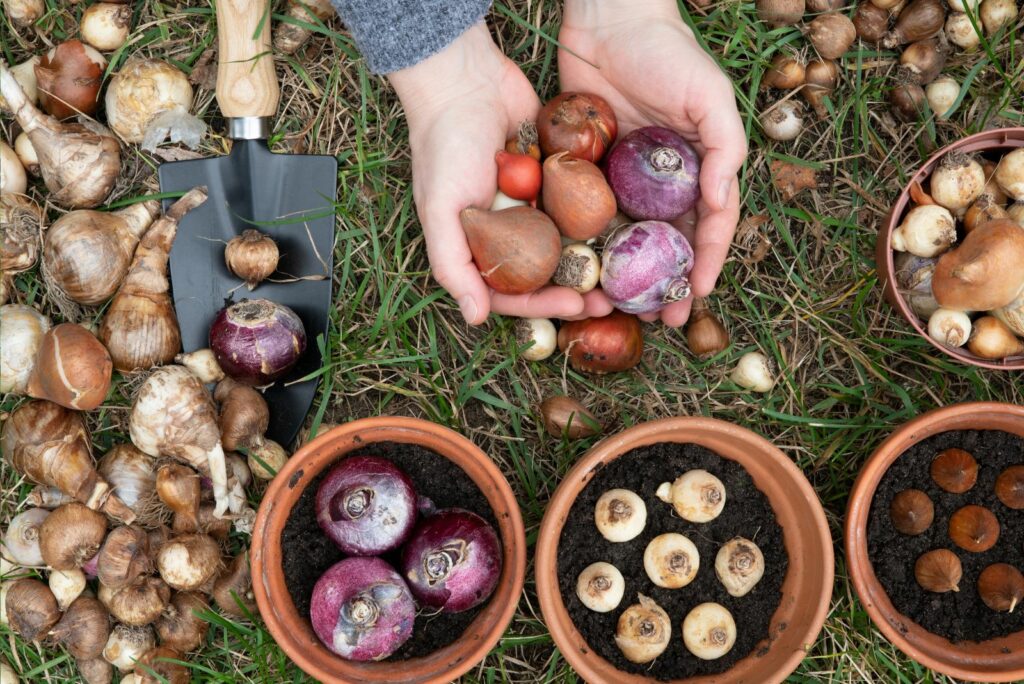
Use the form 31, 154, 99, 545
845, 401, 1024, 682
877, 126, 1024, 370
535, 416, 834, 684
250, 416, 527, 684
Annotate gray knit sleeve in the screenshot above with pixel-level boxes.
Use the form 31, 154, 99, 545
329, 0, 493, 74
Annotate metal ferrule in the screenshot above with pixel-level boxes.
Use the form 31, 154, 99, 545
227, 117, 271, 140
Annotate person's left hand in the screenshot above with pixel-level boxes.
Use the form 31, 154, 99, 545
558, 0, 746, 326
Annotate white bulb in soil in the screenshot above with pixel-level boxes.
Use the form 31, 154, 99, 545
683, 602, 737, 660
657, 469, 727, 522
643, 533, 700, 589
594, 488, 647, 542
715, 537, 766, 597
614, 593, 671, 664
575, 562, 625, 612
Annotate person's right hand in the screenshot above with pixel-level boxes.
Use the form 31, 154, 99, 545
390, 23, 611, 325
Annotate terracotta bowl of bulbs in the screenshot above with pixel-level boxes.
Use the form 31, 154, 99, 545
846, 401, 1024, 682
535, 416, 834, 684
875, 126, 1024, 370
250, 417, 527, 684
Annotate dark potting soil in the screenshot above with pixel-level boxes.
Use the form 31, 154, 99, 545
556, 442, 788, 680
868, 429, 1024, 643
280, 441, 497, 660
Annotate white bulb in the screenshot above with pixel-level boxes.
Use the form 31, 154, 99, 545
575, 562, 625, 612
594, 489, 647, 542
643, 533, 700, 589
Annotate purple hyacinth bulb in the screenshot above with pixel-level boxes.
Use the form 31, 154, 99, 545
605, 126, 701, 221
600, 221, 695, 314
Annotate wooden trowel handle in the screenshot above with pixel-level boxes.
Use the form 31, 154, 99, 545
215, 0, 279, 118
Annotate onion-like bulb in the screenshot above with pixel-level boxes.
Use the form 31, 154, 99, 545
212, 552, 257, 617
48, 596, 111, 659
760, 100, 803, 141
715, 537, 766, 597
575, 562, 624, 613
5, 577, 60, 640
0, 304, 51, 395
154, 592, 209, 652
13, 132, 37, 175
49, 569, 86, 611
272, 0, 334, 54
103, 624, 155, 672
996, 149, 1024, 201
0, 657, 18, 684
2, 0, 43, 26
35, 41, 106, 119
155, 534, 222, 591
97, 445, 157, 521
38, 502, 107, 571
27, 485, 74, 508
968, 316, 1024, 359
1, 194, 44, 275
97, 526, 151, 591
157, 463, 201, 534
614, 594, 671, 664
173, 349, 224, 384
80, 3, 132, 52
891, 204, 956, 257
247, 439, 289, 480
931, 152, 986, 216
130, 365, 244, 518
657, 469, 727, 522
643, 533, 700, 588
928, 309, 972, 347
105, 58, 204, 150
682, 602, 737, 660
946, 12, 982, 50
2, 508, 49, 567
134, 646, 189, 684
26, 323, 112, 411
225, 230, 279, 290
0, 60, 120, 208
515, 318, 557, 361
0, 141, 26, 194
107, 576, 170, 627
731, 351, 775, 392
0, 58, 39, 110
215, 378, 269, 451
594, 489, 647, 542
99, 187, 208, 372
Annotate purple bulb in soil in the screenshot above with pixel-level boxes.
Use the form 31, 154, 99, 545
316, 456, 418, 556
209, 298, 306, 386
605, 126, 701, 221
310, 557, 416, 661
400, 508, 502, 613
600, 221, 695, 314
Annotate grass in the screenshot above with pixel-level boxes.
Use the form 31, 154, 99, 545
2, 0, 1023, 682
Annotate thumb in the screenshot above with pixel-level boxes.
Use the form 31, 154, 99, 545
421, 203, 492, 325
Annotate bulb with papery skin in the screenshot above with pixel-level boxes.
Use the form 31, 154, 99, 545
605, 126, 701, 221
600, 221, 694, 314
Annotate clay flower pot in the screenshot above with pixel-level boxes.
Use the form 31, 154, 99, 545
535, 417, 833, 683
250, 417, 527, 684
846, 401, 1024, 682
875, 127, 1024, 370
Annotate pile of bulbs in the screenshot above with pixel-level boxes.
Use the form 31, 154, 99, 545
891, 448, 1024, 613
574, 470, 767, 664
891, 148, 1024, 360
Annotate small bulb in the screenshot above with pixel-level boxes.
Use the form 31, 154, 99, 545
914, 549, 962, 593
978, 563, 1024, 613
730, 352, 775, 392
889, 489, 935, 536
48, 568, 86, 611
594, 489, 647, 542
553, 243, 601, 293
891, 204, 957, 257
715, 537, 765, 597
656, 469, 726, 523
643, 533, 700, 589
682, 602, 737, 660
614, 594, 671, 664
575, 562, 625, 613
930, 448, 978, 493
995, 465, 1024, 510
948, 505, 1000, 553
516, 318, 557, 362
928, 309, 972, 348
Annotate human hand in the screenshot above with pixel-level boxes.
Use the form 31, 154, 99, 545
559, 0, 746, 326
391, 23, 610, 325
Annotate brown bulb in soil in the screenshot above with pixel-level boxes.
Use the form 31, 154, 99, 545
5, 578, 60, 640
756, 0, 806, 27
930, 448, 978, 493
978, 563, 1024, 613
539, 395, 602, 439
995, 465, 1024, 510
948, 505, 999, 553
853, 0, 890, 43
39, 502, 108, 570
48, 596, 110, 659
225, 230, 279, 290
914, 549, 962, 593
807, 14, 857, 59
889, 488, 934, 535
762, 54, 805, 90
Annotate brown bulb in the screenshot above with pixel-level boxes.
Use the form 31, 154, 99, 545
802, 59, 839, 117
890, 488, 934, 535
807, 14, 857, 59
757, 0, 807, 27
978, 563, 1024, 613
5, 578, 60, 641
539, 395, 602, 439
762, 54, 806, 90
996, 466, 1024, 510
685, 300, 730, 358
853, 0, 890, 44
930, 448, 978, 493
948, 505, 999, 553
224, 229, 279, 290
914, 549, 962, 593
890, 81, 925, 123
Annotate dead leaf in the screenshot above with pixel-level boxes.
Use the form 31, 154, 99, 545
770, 160, 818, 202
149, 147, 204, 163
189, 47, 217, 91
735, 213, 772, 265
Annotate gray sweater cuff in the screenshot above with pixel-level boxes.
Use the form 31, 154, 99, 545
330, 0, 493, 74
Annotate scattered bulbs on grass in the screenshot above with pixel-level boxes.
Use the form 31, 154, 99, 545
557, 311, 644, 374
36, 41, 106, 119
576, 562, 625, 612
594, 488, 647, 542
643, 533, 700, 589
657, 469, 726, 522
5, 578, 60, 640
212, 552, 257, 617
715, 537, 766, 597
155, 533, 221, 591
614, 594, 671, 664
686, 300, 730, 358
731, 352, 775, 392
682, 602, 737, 660
38, 502, 107, 571
914, 549, 962, 593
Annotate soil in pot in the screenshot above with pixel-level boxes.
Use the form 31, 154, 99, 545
868, 429, 1024, 642
557, 442, 787, 680
280, 441, 497, 659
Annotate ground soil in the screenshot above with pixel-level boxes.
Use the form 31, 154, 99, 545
868, 429, 1024, 643
556, 442, 787, 680
280, 441, 496, 659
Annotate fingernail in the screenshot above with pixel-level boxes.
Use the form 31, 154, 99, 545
458, 296, 478, 324
717, 179, 731, 209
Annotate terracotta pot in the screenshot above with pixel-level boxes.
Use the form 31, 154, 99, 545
875, 126, 1024, 370
535, 417, 833, 683
846, 402, 1024, 682
250, 417, 527, 684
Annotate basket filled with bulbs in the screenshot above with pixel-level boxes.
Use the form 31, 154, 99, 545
876, 127, 1024, 369
846, 401, 1024, 682
534, 417, 832, 684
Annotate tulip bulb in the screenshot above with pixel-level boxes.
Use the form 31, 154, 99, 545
594, 489, 647, 542
914, 549, 962, 593
969, 316, 1024, 359
978, 563, 1024, 613
891, 204, 956, 257
575, 562, 625, 612
27, 323, 112, 411
539, 395, 601, 439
